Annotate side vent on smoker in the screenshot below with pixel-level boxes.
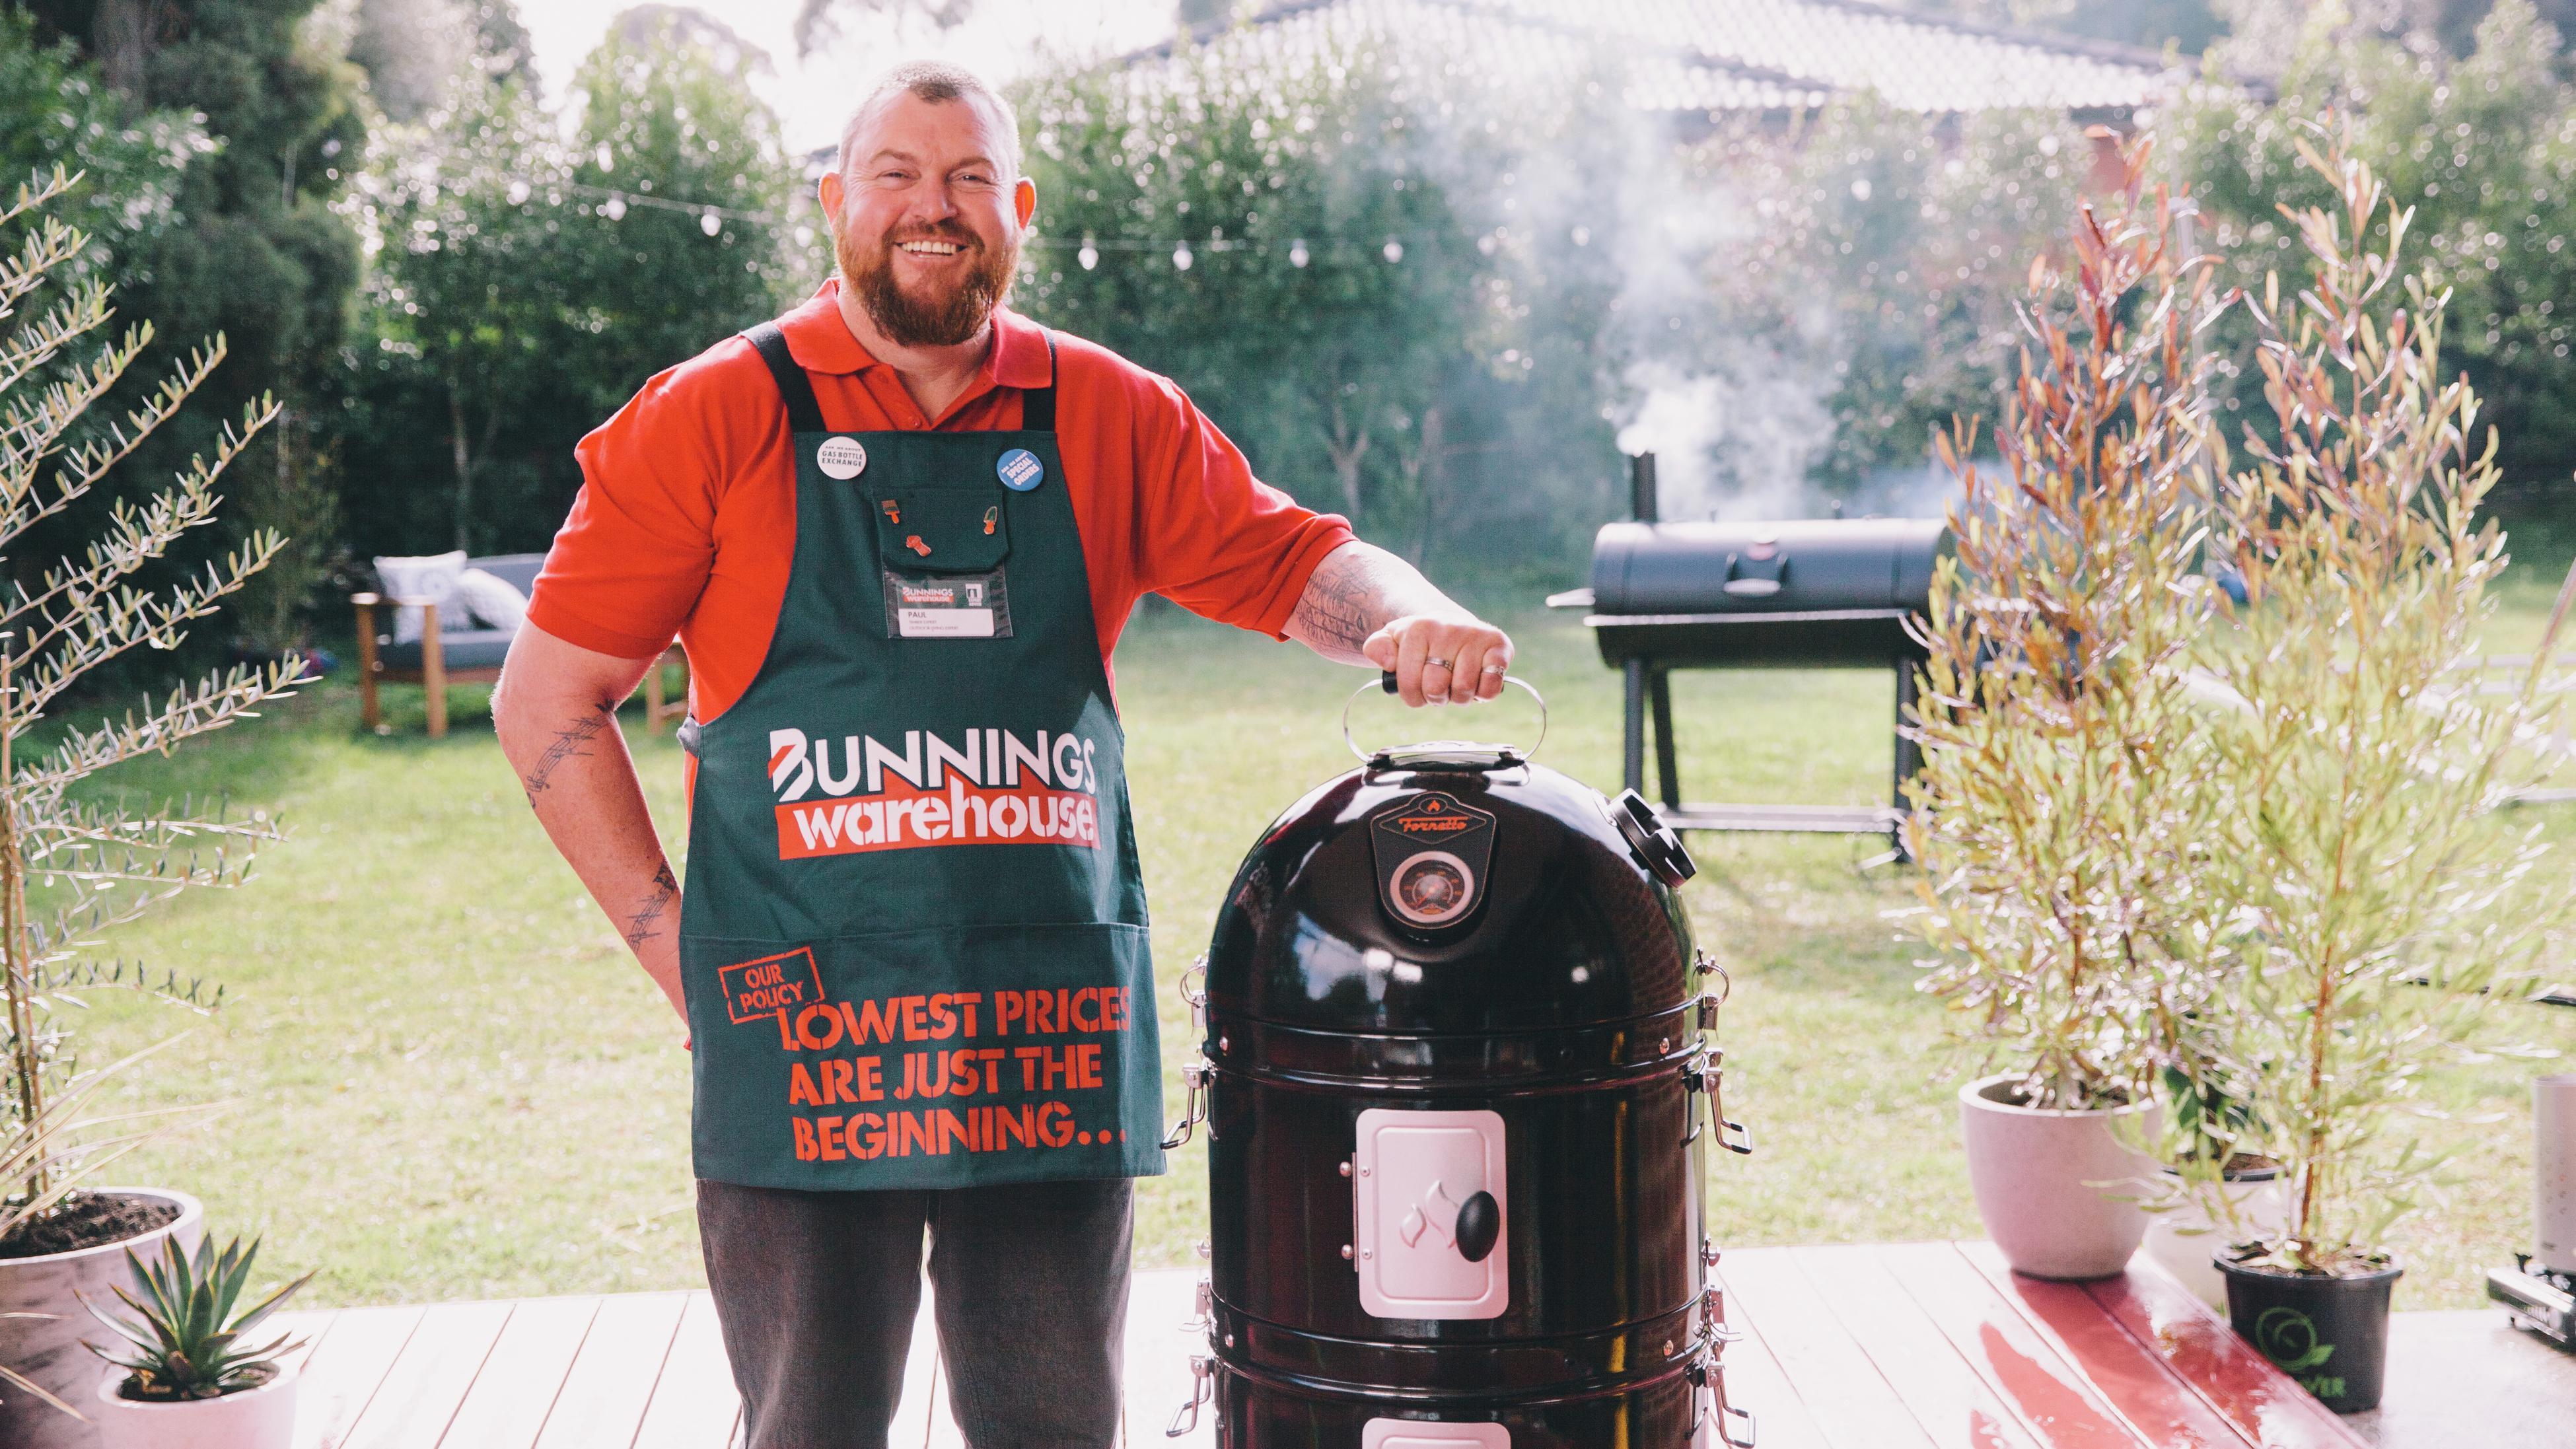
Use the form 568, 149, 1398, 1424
1613, 790, 1696, 887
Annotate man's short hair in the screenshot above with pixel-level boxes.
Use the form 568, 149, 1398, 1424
838, 61, 1023, 182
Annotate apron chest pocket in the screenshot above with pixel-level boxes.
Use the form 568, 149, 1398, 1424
875, 489, 1011, 573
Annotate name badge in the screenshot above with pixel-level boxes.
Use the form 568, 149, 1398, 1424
882, 567, 1013, 639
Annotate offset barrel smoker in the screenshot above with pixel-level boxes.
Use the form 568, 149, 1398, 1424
1164, 685, 1756, 1446
1549, 454, 1952, 851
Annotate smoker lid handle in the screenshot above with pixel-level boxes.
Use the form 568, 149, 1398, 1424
1343, 674, 1548, 769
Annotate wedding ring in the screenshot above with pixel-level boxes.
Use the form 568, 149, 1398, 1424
1481, 663, 1506, 674
1427, 656, 1452, 669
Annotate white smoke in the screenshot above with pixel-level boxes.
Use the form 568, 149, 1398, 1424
1616, 357, 1836, 520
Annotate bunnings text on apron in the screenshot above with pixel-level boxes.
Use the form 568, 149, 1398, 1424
676, 322, 1164, 1189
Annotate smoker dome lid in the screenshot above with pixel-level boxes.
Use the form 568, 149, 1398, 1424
1203, 761, 1697, 1035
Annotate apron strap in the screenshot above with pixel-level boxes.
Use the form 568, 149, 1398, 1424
1021, 330, 1058, 434
743, 322, 828, 435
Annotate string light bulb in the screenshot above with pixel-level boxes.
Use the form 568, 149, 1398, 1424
700, 211, 722, 236
602, 195, 627, 221
1383, 238, 1404, 263
1289, 238, 1310, 267
1173, 242, 1194, 271
505, 180, 530, 205
1079, 239, 1099, 270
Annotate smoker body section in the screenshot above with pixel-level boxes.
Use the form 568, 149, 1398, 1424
1184, 760, 1751, 1446
1553, 456, 1954, 849
1585, 517, 1949, 668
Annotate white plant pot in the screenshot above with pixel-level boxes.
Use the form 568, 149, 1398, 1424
1958, 1075, 2161, 1280
91, 1360, 298, 1449
0, 1187, 203, 1449
2143, 1166, 2287, 1308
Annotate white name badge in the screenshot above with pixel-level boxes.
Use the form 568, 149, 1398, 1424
897, 607, 997, 638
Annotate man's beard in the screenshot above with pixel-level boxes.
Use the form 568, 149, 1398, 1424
840, 221, 1019, 348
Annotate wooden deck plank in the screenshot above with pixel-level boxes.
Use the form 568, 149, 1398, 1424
1720, 1246, 1938, 1449
1876, 1242, 2147, 1449
440, 1295, 601, 1449
1789, 1243, 2046, 1449
1956, 1242, 2260, 1449
2080, 1261, 2367, 1449
273, 1307, 340, 1380
630, 1292, 741, 1449
339, 1299, 514, 1449
1707, 1267, 1832, 1449
289, 1304, 426, 1449
531, 1291, 691, 1449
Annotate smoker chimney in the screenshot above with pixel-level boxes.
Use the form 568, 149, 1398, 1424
1629, 452, 1659, 523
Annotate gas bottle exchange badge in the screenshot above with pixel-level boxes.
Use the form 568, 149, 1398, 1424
816, 437, 869, 479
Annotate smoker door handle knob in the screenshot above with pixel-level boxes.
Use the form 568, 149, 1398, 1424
1454, 1189, 1501, 1263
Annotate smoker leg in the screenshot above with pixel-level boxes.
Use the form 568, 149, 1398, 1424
1649, 668, 1681, 810
1892, 663, 1923, 861
1623, 659, 1647, 796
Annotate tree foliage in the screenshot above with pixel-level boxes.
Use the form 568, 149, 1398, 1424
2163, 0, 2576, 509
1018, 36, 1628, 565
334, 8, 806, 556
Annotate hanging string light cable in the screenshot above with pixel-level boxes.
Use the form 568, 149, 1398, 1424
546, 179, 1441, 265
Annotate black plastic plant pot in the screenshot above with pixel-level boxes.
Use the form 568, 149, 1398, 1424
2215, 1256, 2403, 1413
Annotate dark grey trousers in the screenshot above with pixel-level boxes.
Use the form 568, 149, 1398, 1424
697, 1176, 1134, 1449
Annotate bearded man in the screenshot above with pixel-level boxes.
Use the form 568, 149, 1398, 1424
493, 59, 1512, 1449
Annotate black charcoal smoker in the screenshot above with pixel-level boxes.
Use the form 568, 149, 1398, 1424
1160, 676, 1756, 1447
1548, 454, 1952, 853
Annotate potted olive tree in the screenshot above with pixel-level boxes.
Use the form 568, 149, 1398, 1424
2170, 127, 2572, 1413
1902, 135, 2233, 1280
0, 164, 292, 1447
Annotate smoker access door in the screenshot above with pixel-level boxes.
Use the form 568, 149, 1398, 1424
1364, 1421, 1511, 1447
1353, 1107, 1509, 1320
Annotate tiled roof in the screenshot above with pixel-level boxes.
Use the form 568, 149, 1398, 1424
1125, 0, 2177, 115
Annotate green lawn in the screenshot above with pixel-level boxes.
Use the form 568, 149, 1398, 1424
50, 571, 2576, 1312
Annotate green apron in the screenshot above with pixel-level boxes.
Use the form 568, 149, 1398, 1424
675, 321, 1164, 1191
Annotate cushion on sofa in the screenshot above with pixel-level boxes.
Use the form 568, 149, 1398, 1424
373, 551, 467, 643
452, 567, 528, 632
377, 629, 516, 672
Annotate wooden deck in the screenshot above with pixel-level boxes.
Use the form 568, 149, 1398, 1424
268, 1243, 2378, 1449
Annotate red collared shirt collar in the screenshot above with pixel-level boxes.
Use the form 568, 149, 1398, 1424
777, 279, 1054, 390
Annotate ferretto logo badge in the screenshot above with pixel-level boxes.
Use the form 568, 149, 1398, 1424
722, 946, 824, 1025
816, 437, 868, 479
1369, 791, 1497, 930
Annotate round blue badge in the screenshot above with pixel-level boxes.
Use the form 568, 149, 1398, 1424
997, 448, 1046, 492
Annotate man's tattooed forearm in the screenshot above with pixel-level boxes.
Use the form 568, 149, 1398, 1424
1289, 550, 1385, 654
522, 709, 610, 795
622, 862, 679, 948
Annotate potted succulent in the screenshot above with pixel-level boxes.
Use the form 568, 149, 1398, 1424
79, 1236, 311, 1449
1902, 136, 2227, 1280
2165, 127, 2573, 1413
0, 164, 294, 1447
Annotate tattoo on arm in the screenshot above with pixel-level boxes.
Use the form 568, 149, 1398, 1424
1289, 549, 1381, 656
522, 709, 610, 796
623, 862, 680, 948
1289, 544, 1453, 660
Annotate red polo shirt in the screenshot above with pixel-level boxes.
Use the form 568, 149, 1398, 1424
528, 281, 1353, 723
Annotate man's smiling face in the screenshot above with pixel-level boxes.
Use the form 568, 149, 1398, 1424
822, 89, 1035, 350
